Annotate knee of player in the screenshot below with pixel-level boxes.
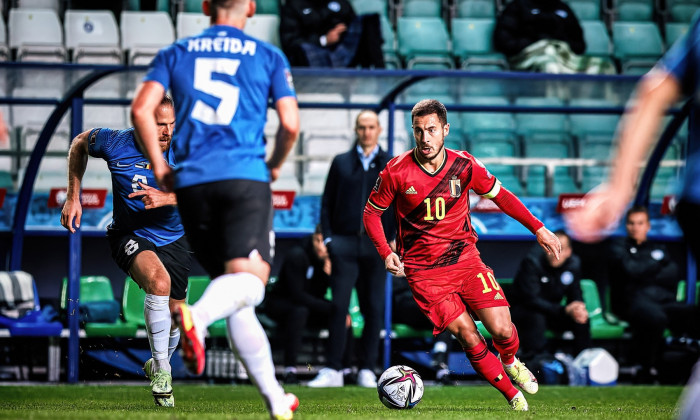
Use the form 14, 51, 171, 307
489, 324, 514, 341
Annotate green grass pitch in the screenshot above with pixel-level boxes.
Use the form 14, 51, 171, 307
0, 384, 684, 419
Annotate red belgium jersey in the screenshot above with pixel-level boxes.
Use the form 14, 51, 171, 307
366, 148, 499, 270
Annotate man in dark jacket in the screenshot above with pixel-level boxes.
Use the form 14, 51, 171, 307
280, 0, 384, 68
609, 206, 700, 382
309, 110, 394, 387
511, 230, 591, 361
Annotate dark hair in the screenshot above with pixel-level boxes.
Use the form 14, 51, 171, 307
411, 99, 447, 126
314, 223, 322, 235
625, 205, 649, 221
160, 93, 174, 108
210, 0, 244, 19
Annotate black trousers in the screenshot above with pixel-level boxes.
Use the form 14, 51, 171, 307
265, 296, 354, 367
326, 234, 386, 371
511, 305, 592, 359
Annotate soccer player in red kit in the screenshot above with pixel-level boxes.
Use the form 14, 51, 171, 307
363, 99, 562, 411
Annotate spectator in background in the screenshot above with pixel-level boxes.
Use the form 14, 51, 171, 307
263, 224, 354, 384
392, 276, 454, 384
308, 110, 394, 388
608, 206, 700, 383
280, 0, 385, 68
494, 0, 614, 74
510, 230, 591, 362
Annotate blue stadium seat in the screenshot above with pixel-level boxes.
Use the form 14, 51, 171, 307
379, 15, 401, 69
397, 17, 454, 69
461, 96, 516, 135
667, 0, 700, 22
451, 18, 508, 70
616, 0, 654, 21
402, 0, 442, 17
351, 0, 389, 16
613, 22, 664, 74
665, 22, 689, 48
581, 21, 613, 59
569, 98, 621, 138
456, 0, 497, 17
565, 0, 601, 20
514, 97, 568, 135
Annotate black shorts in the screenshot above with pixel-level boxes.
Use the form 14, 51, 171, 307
107, 231, 191, 300
176, 179, 274, 278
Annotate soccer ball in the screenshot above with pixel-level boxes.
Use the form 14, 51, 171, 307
377, 365, 424, 409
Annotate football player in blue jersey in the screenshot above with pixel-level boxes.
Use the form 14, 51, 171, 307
567, 14, 700, 420
130, 0, 300, 418
61, 95, 189, 407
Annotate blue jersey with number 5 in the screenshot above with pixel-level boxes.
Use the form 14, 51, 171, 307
88, 127, 184, 246
144, 25, 296, 189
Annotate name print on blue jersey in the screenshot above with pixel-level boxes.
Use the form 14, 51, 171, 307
186, 35, 257, 55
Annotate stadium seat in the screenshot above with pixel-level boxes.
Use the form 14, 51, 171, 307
569, 98, 621, 138
496, 173, 523, 195
126, 0, 169, 12
564, 0, 601, 20
667, 0, 700, 22
580, 279, 628, 339
455, 0, 497, 18
64, 10, 121, 64
255, 0, 280, 14
379, 15, 401, 69
461, 96, 516, 135
186, 276, 227, 337
397, 17, 454, 69
676, 280, 700, 304
612, 22, 664, 74
350, 0, 389, 16
60, 276, 137, 337
514, 97, 568, 135
581, 20, 613, 59
451, 18, 508, 70
301, 173, 327, 196
176, 12, 208, 39
183, 0, 204, 13
401, 0, 442, 17
122, 277, 146, 331
17, 0, 60, 14
665, 22, 689, 47
579, 138, 614, 160
120, 11, 175, 65
9, 8, 67, 62
243, 14, 281, 47
581, 166, 609, 192
615, 0, 654, 21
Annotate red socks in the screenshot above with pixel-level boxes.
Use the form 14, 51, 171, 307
492, 323, 519, 366
463, 340, 519, 401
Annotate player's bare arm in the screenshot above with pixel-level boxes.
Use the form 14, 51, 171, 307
567, 71, 681, 242
131, 81, 173, 191
128, 181, 177, 209
266, 96, 300, 181
60, 130, 91, 233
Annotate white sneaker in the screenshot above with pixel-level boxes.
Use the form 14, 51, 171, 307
307, 368, 343, 388
357, 369, 377, 388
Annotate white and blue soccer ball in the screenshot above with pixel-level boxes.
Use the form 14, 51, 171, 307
377, 365, 424, 409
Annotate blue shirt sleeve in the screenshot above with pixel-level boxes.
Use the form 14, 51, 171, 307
87, 128, 117, 160
144, 45, 173, 91
659, 16, 700, 97
269, 48, 296, 102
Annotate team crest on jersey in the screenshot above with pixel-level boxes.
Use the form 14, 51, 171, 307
449, 176, 461, 198
135, 161, 152, 170
373, 176, 382, 192
285, 69, 295, 91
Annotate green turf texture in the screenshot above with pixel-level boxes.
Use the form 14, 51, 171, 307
0, 384, 684, 419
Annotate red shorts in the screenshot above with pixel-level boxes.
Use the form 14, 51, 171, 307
405, 258, 510, 335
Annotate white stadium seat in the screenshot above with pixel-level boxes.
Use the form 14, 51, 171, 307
64, 10, 122, 64
120, 11, 175, 65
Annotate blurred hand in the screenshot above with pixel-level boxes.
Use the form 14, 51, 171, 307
384, 252, 405, 277
128, 182, 173, 209
536, 226, 561, 261
326, 23, 347, 45
60, 196, 82, 233
566, 186, 628, 243
346, 314, 352, 328
565, 301, 589, 324
269, 166, 281, 182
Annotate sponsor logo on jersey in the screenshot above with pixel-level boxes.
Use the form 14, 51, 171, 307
134, 161, 152, 170
115, 162, 131, 168
285, 68, 295, 91
449, 176, 461, 198
494, 292, 504, 300
405, 186, 417, 195
373, 176, 382, 192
